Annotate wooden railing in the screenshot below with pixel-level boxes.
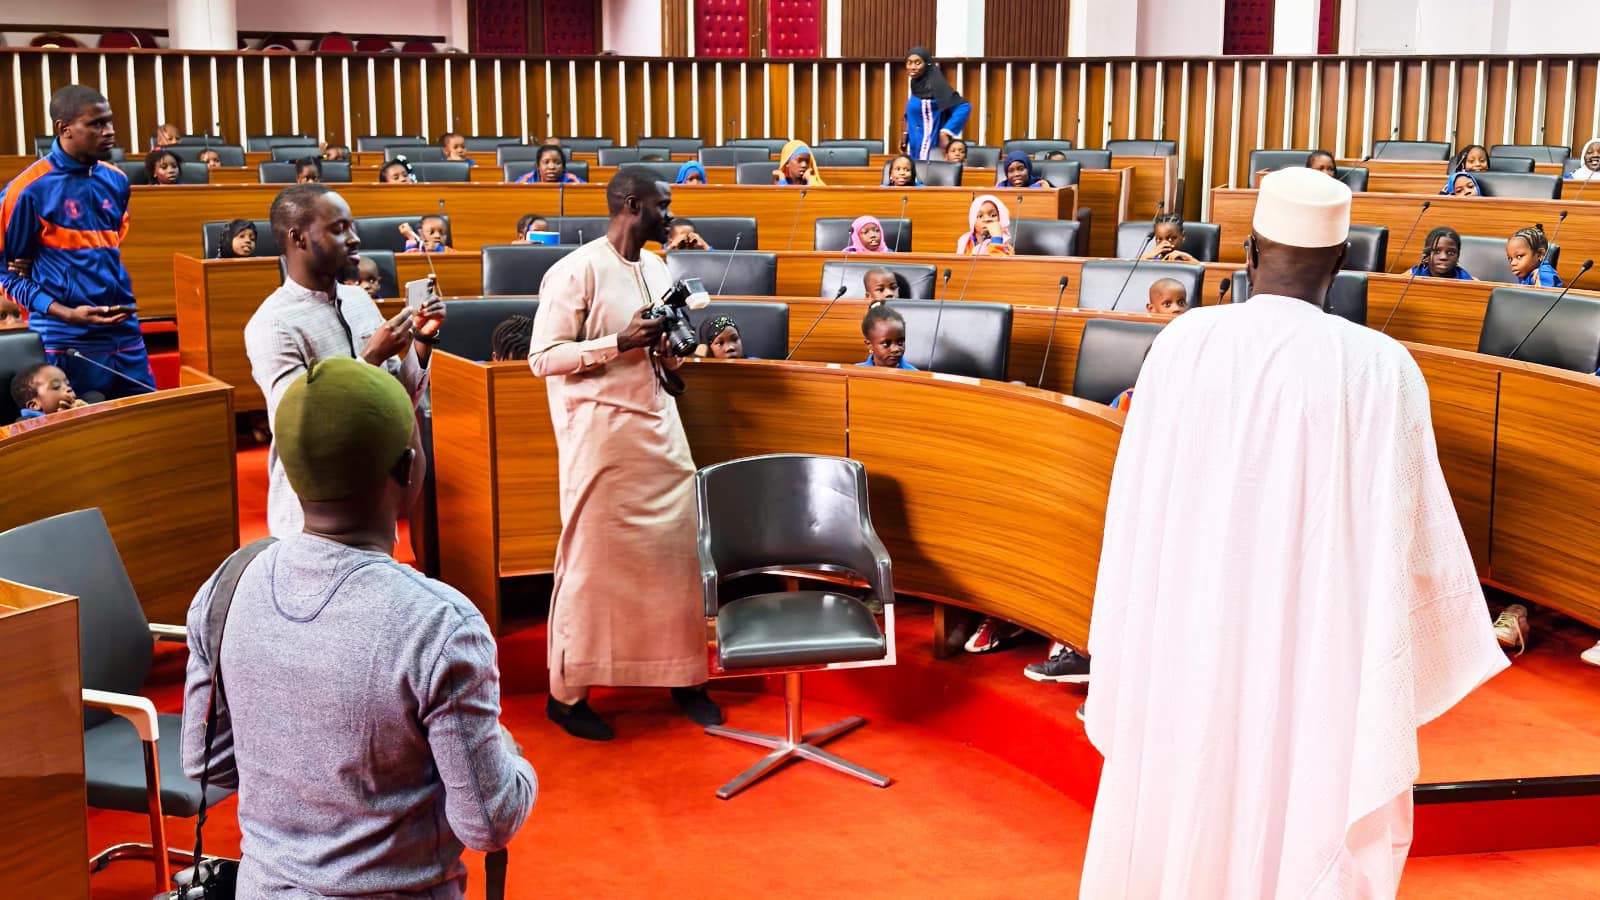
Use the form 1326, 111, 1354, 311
6, 49, 1600, 217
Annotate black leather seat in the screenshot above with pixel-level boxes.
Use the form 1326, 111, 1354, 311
1344, 224, 1388, 272
665, 251, 778, 296
1371, 140, 1452, 160
1488, 156, 1535, 173
689, 216, 759, 251
435, 297, 540, 361
818, 262, 937, 300
639, 137, 704, 154
699, 147, 770, 166
1474, 172, 1561, 199
201, 218, 277, 258
116, 160, 210, 185
1114, 221, 1221, 262
810, 147, 870, 167
725, 138, 791, 155
961, 145, 1001, 168
0, 330, 46, 423
1012, 219, 1082, 257
497, 145, 547, 165
1457, 235, 1519, 284
1229, 269, 1368, 325
352, 215, 452, 253
383, 146, 443, 163
552, 137, 615, 152
1079, 260, 1205, 312
1478, 287, 1600, 372
167, 145, 245, 166
813, 217, 912, 253
1249, 149, 1316, 181
616, 161, 683, 182
687, 301, 789, 359
357, 135, 427, 151
545, 216, 608, 244
1002, 139, 1075, 156
1029, 161, 1082, 187
246, 134, 317, 151
268, 145, 323, 162
1071, 319, 1164, 404
1490, 144, 1569, 166
1106, 140, 1177, 156
597, 146, 670, 164
481, 245, 574, 296
259, 161, 352, 183
1051, 149, 1112, 169
735, 161, 777, 184
879, 159, 962, 186
463, 136, 521, 151
503, 159, 589, 182
403, 161, 472, 183
817, 139, 883, 154
889, 300, 1011, 379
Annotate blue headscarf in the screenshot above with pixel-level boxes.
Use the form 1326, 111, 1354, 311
1442, 170, 1482, 196
997, 151, 1042, 188
675, 161, 707, 185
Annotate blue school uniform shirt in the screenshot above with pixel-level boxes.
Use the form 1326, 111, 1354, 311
857, 356, 917, 370
1408, 263, 1474, 280
1517, 261, 1563, 287
515, 170, 583, 185
15, 407, 43, 422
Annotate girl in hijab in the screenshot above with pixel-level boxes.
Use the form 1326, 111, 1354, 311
696, 314, 747, 359
774, 140, 824, 185
902, 47, 972, 162
1566, 139, 1600, 181
675, 161, 707, 185
845, 215, 893, 254
515, 144, 584, 184
956, 195, 1014, 256
1442, 170, 1482, 197
884, 154, 921, 187
998, 151, 1049, 189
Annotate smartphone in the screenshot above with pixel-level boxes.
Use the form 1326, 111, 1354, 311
403, 277, 433, 313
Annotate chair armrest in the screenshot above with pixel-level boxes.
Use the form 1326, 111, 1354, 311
696, 532, 722, 619
83, 688, 160, 742
148, 622, 188, 644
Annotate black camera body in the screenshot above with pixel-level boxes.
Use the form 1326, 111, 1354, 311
645, 277, 708, 357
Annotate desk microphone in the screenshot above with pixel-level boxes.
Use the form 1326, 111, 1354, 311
1218, 276, 1232, 304
891, 194, 909, 252
62, 348, 155, 393
1109, 233, 1155, 313
712, 234, 742, 296
1388, 200, 1430, 274
1036, 275, 1069, 388
1377, 263, 1422, 334
784, 188, 808, 251
786, 284, 848, 360
939, 267, 952, 298
1505, 259, 1595, 360
558, 177, 566, 218
1550, 210, 1570, 248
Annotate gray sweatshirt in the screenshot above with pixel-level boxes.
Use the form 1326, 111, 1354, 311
182, 534, 536, 898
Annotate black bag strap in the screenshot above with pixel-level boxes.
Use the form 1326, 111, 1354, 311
191, 537, 278, 871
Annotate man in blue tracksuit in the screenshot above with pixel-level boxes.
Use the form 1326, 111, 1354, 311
0, 84, 152, 399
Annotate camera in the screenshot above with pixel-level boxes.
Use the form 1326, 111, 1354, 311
644, 277, 710, 357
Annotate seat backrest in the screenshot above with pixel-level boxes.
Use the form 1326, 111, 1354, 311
1012, 218, 1081, 257
1113, 221, 1220, 262
735, 161, 777, 184
1079, 259, 1206, 312
1344, 224, 1388, 272
1071, 318, 1164, 404
1229, 269, 1368, 325
552, 137, 616, 152
118, 160, 209, 185
1249, 148, 1315, 183
639, 137, 704, 153
961, 145, 1001, 168
357, 134, 426, 151
665, 251, 779, 296
0, 508, 151, 729
481, 244, 575, 296
1479, 286, 1600, 373
173, 134, 224, 146
464, 136, 521, 151
386, 146, 445, 162
817, 139, 884, 154
33, 135, 54, 155
686, 300, 789, 359
1107, 139, 1177, 157
1490, 144, 1569, 166
546, 216, 609, 245
247, 134, 317, 151
1002, 139, 1075, 156
725, 138, 791, 155
167, 144, 245, 166
258, 161, 352, 183
268, 145, 323, 162
406, 161, 473, 183
689, 216, 759, 251
201, 217, 279, 258
435, 298, 541, 360
0, 329, 47, 423
352, 215, 452, 253
700, 146, 770, 166
1051, 149, 1112, 169
813, 217, 913, 253
1487, 156, 1535, 173
498, 145, 546, 164
1457, 234, 1517, 284
810, 147, 870, 167
818, 262, 938, 300
695, 454, 888, 594
598, 146, 669, 164
1371, 140, 1452, 160
616, 161, 683, 183
1337, 167, 1369, 191
1474, 171, 1561, 199
1032, 160, 1081, 187
889, 299, 1012, 379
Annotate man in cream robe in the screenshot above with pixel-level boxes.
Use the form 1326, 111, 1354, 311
1081, 167, 1508, 898
529, 171, 717, 742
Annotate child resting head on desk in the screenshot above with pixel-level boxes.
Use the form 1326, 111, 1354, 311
858, 302, 916, 369
10, 362, 87, 423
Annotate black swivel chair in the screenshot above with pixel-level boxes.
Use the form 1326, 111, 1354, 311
201, 218, 279, 259
639, 137, 705, 154
384, 146, 445, 163
551, 137, 616, 153
268, 145, 323, 162
688, 216, 759, 251
1473, 172, 1562, 200
356, 135, 427, 151
735, 161, 778, 185
275, 250, 398, 298
247, 134, 317, 151
1344, 224, 1389, 272
810, 147, 870, 167
1487, 156, 1535, 173
1030, 161, 1082, 187
0, 330, 47, 423
1107, 140, 1177, 157
817, 139, 884, 154
1370, 141, 1452, 161
617, 161, 684, 182
258, 161, 353, 183
1079, 260, 1206, 312
598, 147, 671, 164
402, 162, 472, 183
1458, 235, 1521, 284
1490, 144, 1570, 167
725, 138, 791, 155
1228, 269, 1368, 326
889, 300, 1012, 379
434, 297, 541, 361
880, 159, 962, 186
814, 218, 913, 253
117, 161, 210, 185
544, 216, 609, 245
699, 147, 771, 166
1071, 319, 1165, 404
0, 508, 233, 893
166, 145, 246, 166
818, 262, 938, 300
1478, 287, 1600, 373
1012, 219, 1082, 257
1002, 139, 1075, 156
1249, 149, 1317, 183
502, 159, 589, 183
1114, 221, 1221, 262
695, 453, 895, 799
687, 301, 790, 359
480, 245, 575, 296
351, 216, 452, 254
463, 136, 521, 151
1050, 149, 1112, 169
961, 145, 1002, 168
666, 251, 778, 296
497, 145, 547, 165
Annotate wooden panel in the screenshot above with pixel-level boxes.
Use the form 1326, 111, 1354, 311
431, 352, 504, 629
985, 0, 1068, 61
0, 584, 87, 897
1407, 346, 1499, 575
840, 0, 933, 58
0, 373, 237, 624
489, 365, 562, 578
1364, 274, 1498, 352
678, 361, 849, 463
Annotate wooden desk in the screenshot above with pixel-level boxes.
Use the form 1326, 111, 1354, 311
1337, 158, 1566, 178
0, 578, 88, 897
0, 368, 238, 624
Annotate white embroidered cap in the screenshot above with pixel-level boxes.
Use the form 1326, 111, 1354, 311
1253, 166, 1352, 248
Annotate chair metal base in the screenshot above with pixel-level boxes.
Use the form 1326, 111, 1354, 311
705, 671, 891, 799
89, 841, 196, 873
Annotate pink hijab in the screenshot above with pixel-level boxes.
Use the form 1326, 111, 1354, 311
845, 215, 891, 253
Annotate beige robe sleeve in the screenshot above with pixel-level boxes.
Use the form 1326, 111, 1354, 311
529, 258, 621, 376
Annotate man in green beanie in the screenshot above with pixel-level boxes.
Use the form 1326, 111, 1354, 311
181, 357, 535, 897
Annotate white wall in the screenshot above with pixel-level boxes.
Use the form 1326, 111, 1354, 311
1346, 0, 1583, 53
1273, 0, 1320, 54
1137, 0, 1225, 55
935, 0, 985, 57
602, 0, 663, 55
7, 0, 465, 49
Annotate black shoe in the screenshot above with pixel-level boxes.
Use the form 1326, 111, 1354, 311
1024, 645, 1091, 684
671, 686, 724, 726
547, 696, 613, 741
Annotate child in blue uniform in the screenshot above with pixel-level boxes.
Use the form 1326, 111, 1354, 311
857, 302, 916, 369
901, 48, 971, 162
1506, 224, 1562, 287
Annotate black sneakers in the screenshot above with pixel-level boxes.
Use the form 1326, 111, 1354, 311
671, 686, 725, 726
1023, 644, 1091, 684
546, 696, 614, 741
